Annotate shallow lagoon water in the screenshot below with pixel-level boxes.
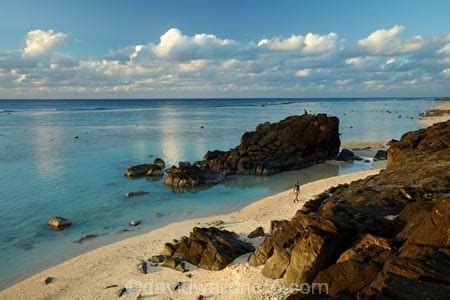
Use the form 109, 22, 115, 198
0, 98, 433, 288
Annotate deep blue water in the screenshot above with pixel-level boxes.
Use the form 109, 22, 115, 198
0, 98, 434, 288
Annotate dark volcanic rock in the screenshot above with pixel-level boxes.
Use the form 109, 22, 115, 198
373, 149, 387, 161
204, 114, 340, 175
153, 158, 166, 168
124, 163, 163, 178
252, 120, 450, 297
75, 233, 98, 243
48, 216, 72, 231
247, 226, 265, 238
160, 227, 254, 271
336, 148, 356, 161
164, 161, 225, 188
125, 191, 149, 198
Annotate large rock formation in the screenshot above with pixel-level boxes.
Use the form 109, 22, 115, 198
158, 227, 254, 271
251, 120, 450, 298
204, 114, 340, 175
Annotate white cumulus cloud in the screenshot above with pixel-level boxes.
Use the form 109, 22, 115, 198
295, 69, 311, 77
152, 28, 235, 60
23, 29, 67, 57
358, 25, 423, 55
258, 32, 342, 56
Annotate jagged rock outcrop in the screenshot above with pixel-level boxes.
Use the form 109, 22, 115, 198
164, 161, 225, 188
204, 114, 340, 175
252, 120, 450, 298
159, 227, 254, 271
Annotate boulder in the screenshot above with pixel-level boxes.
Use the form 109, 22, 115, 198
204, 114, 340, 175
124, 163, 163, 178
247, 226, 265, 238
313, 259, 382, 297
373, 150, 387, 161
164, 161, 225, 188
160, 227, 254, 271
48, 216, 72, 231
153, 158, 166, 168
337, 233, 391, 263
146, 164, 164, 176
125, 191, 149, 198
162, 243, 176, 256
336, 148, 356, 161
129, 219, 141, 226
44, 277, 54, 285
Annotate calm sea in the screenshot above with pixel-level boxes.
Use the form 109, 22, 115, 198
0, 98, 434, 288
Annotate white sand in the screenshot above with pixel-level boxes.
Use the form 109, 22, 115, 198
341, 140, 388, 148
421, 100, 450, 126
0, 169, 381, 300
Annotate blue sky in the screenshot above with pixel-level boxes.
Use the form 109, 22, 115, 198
0, 0, 450, 98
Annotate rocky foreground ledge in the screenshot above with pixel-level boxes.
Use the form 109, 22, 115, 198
249, 120, 450, 299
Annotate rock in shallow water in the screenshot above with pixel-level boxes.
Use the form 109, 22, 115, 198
48, 216, 72, 231
129, 219, 141, 226
75, 233, 98, 243
164, 161, 225, 188
124, 163, 163, 178
373, 149, 388, 161
204, 114, 341, 175
125, 191, 149, 198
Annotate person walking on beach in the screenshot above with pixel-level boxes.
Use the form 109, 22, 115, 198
293, 181, 301, 203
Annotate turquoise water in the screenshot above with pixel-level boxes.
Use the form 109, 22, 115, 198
0, 98, 433, 288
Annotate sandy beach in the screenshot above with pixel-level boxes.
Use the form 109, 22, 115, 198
1, 169, 381, 300
420, 100, 450, 126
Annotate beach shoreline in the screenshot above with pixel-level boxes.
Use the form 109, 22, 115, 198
0, 98, 443, 298
420, 98, 450, 126
1, 168, 382, 299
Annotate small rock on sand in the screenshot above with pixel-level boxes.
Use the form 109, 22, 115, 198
150, 255, 165, 264
206, 220, 224, 227
44, 277, 53, 285
136, 260, 147, 274
105, 284, 118, 289
116, 287, 126, 297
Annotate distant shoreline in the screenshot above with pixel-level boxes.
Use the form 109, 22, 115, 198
0, 96, 438, 101
420, 98, 450, 126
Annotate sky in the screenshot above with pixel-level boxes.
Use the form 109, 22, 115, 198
0, 0, 450, 99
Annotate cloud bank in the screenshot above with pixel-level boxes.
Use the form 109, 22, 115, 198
0, 26, 449, 98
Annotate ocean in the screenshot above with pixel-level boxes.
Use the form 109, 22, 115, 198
0, 98, 434, 288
